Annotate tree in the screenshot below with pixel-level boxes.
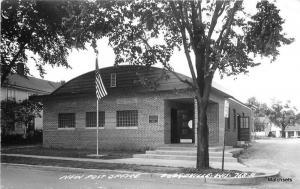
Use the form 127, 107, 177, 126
246, 97, 269, 117
1, 99, 42, 136
14, 99, 43, 136
246, 97, 270, 132
1, 100, 17, 135
34, 0, 293, 169
98, 0, 292, 169
296, 113, 300, 124
1, 0, 112, 84
266, 101, 297, 138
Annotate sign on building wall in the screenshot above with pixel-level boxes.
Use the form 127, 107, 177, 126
224, 100, 229, 118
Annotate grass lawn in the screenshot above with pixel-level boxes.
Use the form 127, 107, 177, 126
1, 155, 258, 176
1, 146, 141, 159
1, 146, 260, 177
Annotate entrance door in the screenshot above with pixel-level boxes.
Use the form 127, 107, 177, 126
171, 109, 194, 143
238, 115, 250, 141
178, 110, 194, 143
171, 109, 180, 143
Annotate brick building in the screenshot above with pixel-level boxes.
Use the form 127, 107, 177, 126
39, 65, 253, 150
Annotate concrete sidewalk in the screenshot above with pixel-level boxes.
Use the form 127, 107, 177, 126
1, 153, 277, 175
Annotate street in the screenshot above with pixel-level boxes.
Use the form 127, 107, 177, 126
1, 138, 300, 189
240, 138, 300, 188
1, 163, 248, 189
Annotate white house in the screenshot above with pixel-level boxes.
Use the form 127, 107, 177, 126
1, 63, 61, 135
285, 124, 300, 138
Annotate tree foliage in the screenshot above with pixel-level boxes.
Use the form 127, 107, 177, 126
246, 97, 270, 132
5, 0, 292, 169
0, 0, 112, 84
92, 0, 292, 169
1, 99, 42, 136
63, 0, 294, 169
296, 113, 300, 124
246, 97, 269, 117
266, 100, 297, 137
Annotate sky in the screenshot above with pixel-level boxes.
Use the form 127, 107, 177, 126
28, 0, 300, 111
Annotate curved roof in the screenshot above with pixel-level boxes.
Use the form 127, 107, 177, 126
51, 65, 193, 96
50, 65, 232, 98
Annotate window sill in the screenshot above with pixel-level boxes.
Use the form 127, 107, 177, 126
85, 127, 105, 129
116, 127, 138, 129
58, 128, 75, 130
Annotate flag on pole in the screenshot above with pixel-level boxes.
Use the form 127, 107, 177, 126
95, 55, 106, 156
95, 57, 107, 99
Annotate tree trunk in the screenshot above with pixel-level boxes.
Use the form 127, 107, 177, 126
196, 98, 210, 169
1, 43, 26, 85
194, 49, 213, 169
281, 126, 286, 138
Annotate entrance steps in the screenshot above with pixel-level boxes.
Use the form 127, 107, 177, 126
133, 145, 242, 163
156, 145, 233, 152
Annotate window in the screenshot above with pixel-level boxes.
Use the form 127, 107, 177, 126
86, 111, 105, 127
7, 89, 15, 100
149, 115, 158, 123
233, 109, 236, 130
110, 73, 116, 87
58, 113, 75, 128
288, 131, 294, 137
117, 110, 138, 127
240, 117, 249, 128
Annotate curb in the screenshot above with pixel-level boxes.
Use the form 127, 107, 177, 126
145, 168, 280, 185
1, 162, 146, 175
205, 169, 280, 185
2, 156, 280, 185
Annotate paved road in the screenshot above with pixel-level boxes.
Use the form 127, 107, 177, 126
240, 138, 300, 188
1, 164, 259, 189
2, 138, 299, 189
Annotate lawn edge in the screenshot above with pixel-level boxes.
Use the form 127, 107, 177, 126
1, 154, 280, 185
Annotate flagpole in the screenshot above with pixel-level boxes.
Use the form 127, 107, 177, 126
96, 99, 99, 156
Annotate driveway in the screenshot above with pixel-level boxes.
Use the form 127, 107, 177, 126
239, 138, 300, 188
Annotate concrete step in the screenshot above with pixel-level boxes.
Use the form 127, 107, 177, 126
145, 150, 233, 157
156, 146, 233, 152
132, 154, 237, 162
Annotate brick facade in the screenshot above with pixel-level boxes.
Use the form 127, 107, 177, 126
42, 66, 253, 150
43, 89, 236, 150
224, 98, 253, 146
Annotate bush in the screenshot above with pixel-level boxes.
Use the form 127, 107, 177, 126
1, 130, 42, 146
268, 131, 275, 137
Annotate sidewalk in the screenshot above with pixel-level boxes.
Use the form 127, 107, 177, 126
1, 153, 277, 175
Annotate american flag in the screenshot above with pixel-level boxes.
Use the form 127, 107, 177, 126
95, 58, 107, 100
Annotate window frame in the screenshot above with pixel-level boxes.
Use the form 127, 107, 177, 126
288, 131, 294, 137
110, 73, 116, 87
116, 110, 138, 128
233, 109, 237, 130
85, 111, 105, 129
58, 113, 75, 129
7, 88, 16, 100
240, 116, 249, 129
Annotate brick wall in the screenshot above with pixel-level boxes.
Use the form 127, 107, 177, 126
43, 92, 165, 150
43, 90, 230, 150
207, 103, 219, 145
224, 98, 252, 146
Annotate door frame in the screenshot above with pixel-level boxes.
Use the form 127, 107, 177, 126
171, 108, 179, 143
